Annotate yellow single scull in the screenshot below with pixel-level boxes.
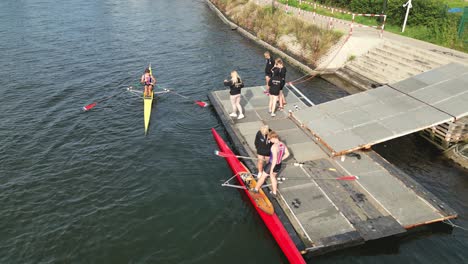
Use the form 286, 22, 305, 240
144, 64, 154, 135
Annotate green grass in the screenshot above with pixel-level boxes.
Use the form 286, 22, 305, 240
445, 0, 467, 8
277, 0, 467, 52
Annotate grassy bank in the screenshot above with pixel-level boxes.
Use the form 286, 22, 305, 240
210, 0, 342, 66
276, 0, 467, 53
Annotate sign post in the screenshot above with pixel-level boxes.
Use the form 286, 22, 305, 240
402, 0, 412, 33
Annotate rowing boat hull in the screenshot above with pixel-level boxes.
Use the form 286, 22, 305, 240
144, 91, 153, 135
211, 128, 305, 264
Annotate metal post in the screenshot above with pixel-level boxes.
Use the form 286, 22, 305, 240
380, 15, 387, 38
402, 0, 412, 33
458, 7, 467, 38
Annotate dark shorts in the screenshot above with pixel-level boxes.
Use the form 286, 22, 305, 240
264, 162, 282, 174
257, 150, 270, 156
269, 87, 280, 96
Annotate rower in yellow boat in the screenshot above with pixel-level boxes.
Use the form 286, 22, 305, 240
141, 67, 156, 97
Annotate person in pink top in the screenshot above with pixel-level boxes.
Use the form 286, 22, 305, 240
252, 131, 290, 197
140, 68, 156, 97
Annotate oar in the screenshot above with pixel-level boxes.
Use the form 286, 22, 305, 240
82, 88, 129, 111
161, 88, 209, 107
214, 150, 337, 171
278, 176, 359, 181
128, 86, 170, 97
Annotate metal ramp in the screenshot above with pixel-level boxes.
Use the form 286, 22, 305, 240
292, 63, 468, 155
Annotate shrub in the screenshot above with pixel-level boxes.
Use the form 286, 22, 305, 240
213, 0, 342, 66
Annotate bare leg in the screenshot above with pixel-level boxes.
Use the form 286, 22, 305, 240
254, 172, 269, 191
271, 95, 278, 114
256, 155, 267, 178
235, 95, 242, 115
279, 90, 285, 108
268, 94, 274, 113
271, 172, 278, 194
265, 76, 270, 92
230, 95, 238, 114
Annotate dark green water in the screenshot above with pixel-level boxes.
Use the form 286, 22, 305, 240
1, 0, 467, 263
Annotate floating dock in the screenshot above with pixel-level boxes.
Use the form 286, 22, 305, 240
209, 84, 457, 255
292, 63, 468, 156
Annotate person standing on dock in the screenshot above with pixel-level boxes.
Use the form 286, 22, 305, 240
224, 70, 245, 120
141, 68, 156, 97
253, 131, 290, 197
264, 51, 274, 95
268, 63, 282, 117
276, 58, 287, 110
254, 125, 272, 179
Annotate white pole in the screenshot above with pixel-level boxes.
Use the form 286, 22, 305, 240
402, 0, 412, 33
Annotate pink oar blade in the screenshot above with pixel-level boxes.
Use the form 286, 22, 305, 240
214, 150, 228, 157
337, 176, 359, 181
83, 102, 97, 111
195, 101, 208, 107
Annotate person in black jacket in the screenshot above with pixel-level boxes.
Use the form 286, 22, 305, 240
276, 58, 287, 109
264, 51, 274, 94
224, 70, 245, 120
254, 125, 272, 178
268, 64, 282, 117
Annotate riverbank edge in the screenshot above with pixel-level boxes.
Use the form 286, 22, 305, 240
205, 0, 327, 76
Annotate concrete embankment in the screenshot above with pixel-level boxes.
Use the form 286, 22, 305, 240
205, 0, 335, 75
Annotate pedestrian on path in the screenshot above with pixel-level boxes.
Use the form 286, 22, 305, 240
254, 125, 272, 179
224, 70, 245, 120
264, 51, 274, 95
253, 131, 290, 197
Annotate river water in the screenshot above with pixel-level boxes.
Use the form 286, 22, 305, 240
0, 0, 467, 263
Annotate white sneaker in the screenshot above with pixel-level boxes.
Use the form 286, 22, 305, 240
237, 114, 244, 120
271, 112, 276, 117
229, 113, 237, 117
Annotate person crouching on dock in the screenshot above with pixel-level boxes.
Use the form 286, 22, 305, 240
224, 70, 245, 120
253, 131, 290, 197
254, 125, 272, 179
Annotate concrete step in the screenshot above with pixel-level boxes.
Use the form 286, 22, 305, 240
357, 55, 414, 81
386, 40, 456, 65
345, 62, 389, 84
334, 68, 374, 90
373, 47, 435, 72
355, 55, 406, 77
381, 43, 447, 68
351, 58, 403, 81
351, 58, 410, 82
344, 63, 388, 85
367, 50, 426, 75
360, 54, 402, 73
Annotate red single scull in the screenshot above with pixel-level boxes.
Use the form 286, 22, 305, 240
212, 128, 306, 264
